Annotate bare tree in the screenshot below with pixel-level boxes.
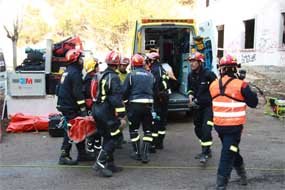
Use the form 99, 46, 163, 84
3, 17, 21, 70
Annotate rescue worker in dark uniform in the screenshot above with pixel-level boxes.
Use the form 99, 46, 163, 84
91, 50, 126, 177
57, 49, 95, 165
147, 52, 170, 151
83, 58, 102, 153
117, 57, 130, 82
122, 54, 154, 163
115, 57, 130, 148
209, 55, 258, 190
187, 52, 217, 164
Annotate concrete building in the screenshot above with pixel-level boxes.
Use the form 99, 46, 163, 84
195, 0, 285, 66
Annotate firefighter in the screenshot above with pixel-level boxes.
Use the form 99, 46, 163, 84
146, 52, 170, 151
57, 49, 95, 165
117, 57, 130, 82
187, 52, 217, 164
122, 54, 155, 163
115, 57, 130, 148
83, 58, 102, 154
209, 55, 258, 190
91, 50, 126, 177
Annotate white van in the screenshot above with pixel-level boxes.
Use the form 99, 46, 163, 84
133, 19, 217, 113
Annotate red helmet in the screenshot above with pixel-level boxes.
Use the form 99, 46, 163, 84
146, 52, 160, 60
131, 54, 144, 67
188, 52, 204, 62
105, 50, 121, 65
65, 49, 81, 64
121, 57, 130, 65
219, 55, 238, 67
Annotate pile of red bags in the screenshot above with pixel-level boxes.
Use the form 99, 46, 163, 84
6, 113, 96, 143
6, 113, 49, 133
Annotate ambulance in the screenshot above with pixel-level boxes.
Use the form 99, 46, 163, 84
133, 19, 217, 113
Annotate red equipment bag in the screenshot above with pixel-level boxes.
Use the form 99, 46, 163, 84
67, 116, 96, 143
6, 113, 49, 133
52, 36, 83, 57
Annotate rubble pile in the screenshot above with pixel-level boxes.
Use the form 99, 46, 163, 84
244, 66, 285, 99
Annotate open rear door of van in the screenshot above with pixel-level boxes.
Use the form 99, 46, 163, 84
197, 20, 218, 74
132, 20, 143, 55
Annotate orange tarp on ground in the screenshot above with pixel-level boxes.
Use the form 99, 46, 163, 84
6, 113, 49, 133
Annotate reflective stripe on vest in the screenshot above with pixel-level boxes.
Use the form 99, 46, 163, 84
210, 76, 246, 126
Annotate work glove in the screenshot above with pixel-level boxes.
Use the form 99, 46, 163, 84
190, 98, 200, 109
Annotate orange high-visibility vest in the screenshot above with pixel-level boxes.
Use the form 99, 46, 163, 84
209, 76, 246, 126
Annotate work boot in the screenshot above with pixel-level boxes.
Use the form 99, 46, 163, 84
93, 149, 113, 177
130, 141, 141, 161
149, 144, 157, 153
107, 162, 123, 173
156, 134, 165, 149
86, 141, 95, 153
94, 139, 102, 151
106, 153, 123, 173
216, 175, 228, 190
149, 136, 157, 153
76, 141, 96, 161
141, 142, 151, 164
58, 150, 78, 165
199, 146, 212, 164
234, 164, 248, 185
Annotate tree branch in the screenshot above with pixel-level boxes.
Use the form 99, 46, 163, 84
3, 25, 12, 39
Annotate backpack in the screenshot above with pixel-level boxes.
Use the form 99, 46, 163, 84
156, 66, 170, 102
158, 66, 170, 93
90, 71, 111, 102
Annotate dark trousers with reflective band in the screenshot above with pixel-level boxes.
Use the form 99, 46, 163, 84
60, 110, 86, 155
193, 106, 213, 149
153, 98, 168, 136
215, 126, 244, 178
127, 103, 153, 142
87, 108, 101, 148
92, 102, 121, 156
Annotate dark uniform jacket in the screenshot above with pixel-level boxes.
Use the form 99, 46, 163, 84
83, 71, 96, 99
97, 67, 126, 117
150, 62, 169, 101
57, 64, 86, 113
122, 67, 154, 103
187, 67, 217, 108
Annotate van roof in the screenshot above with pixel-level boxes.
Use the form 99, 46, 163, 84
140, 19, 195, 26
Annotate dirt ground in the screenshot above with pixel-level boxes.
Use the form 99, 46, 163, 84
0, 66, 285, 190
0, 106, 284, 190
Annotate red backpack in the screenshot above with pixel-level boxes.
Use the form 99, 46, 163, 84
90, 72, 111, 102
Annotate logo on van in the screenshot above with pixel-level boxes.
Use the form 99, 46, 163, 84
19, 77, 33, 85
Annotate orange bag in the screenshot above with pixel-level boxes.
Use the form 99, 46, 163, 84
6, 113, 49, 133
67, 116, 96, 143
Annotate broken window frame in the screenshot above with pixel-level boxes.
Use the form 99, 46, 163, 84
281, 12, 285, 48
243, 19, 255, 49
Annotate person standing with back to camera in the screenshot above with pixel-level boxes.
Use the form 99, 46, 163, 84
209, 55, 258, 190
